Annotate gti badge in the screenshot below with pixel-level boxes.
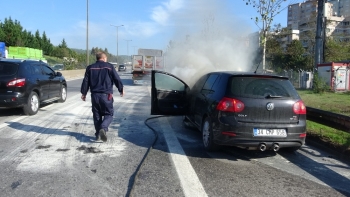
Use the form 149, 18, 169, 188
266, 102, 274, 111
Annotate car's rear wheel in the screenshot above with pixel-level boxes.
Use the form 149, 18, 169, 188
58, 86, 67, 103
23, 92, 39, 115
202, 117, 219, 151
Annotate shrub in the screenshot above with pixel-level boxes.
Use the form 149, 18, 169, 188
312, 72, 329, 93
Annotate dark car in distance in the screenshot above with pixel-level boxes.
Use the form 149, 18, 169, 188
118, 64, 126, 71
52, 64, 64, 71
151, 70, 306, 152
0, 59, 67, 115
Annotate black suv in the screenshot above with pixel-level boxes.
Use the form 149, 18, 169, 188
151, 70, 306, 152
0, 59, 67, 115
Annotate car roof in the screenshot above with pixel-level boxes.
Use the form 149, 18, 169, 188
207, 71, 289, 79
0, 58, 45, 64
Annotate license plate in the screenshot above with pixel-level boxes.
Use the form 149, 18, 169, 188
253, 128, 287, 137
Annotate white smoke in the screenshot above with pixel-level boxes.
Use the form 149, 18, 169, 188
164, 0, 257, 87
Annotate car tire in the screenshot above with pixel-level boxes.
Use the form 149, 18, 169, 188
202, 117, 219, 151
23, 92, 39, 115
58, 86, 67, 103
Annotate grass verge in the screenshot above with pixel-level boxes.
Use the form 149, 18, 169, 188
298, 90, 350, 116
297, 90, 350, 155
306, 120, 350, 154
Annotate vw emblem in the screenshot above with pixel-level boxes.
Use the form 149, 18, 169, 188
266, 103, 274, 111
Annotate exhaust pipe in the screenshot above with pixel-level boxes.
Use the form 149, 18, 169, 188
272, 143, 280, 152
259, 143, 267, 151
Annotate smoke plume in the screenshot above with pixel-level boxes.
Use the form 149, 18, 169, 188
164, 0, 257, 87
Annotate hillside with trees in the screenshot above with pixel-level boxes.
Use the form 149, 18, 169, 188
0, 17, 129, 69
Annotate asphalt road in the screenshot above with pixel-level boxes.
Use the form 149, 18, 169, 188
0, 72, 349, 197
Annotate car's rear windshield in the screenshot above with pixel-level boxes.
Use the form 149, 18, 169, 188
0, 62, 19, 76
227, 76, 299, 99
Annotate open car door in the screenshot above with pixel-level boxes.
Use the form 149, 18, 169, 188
151, 70, 190, 115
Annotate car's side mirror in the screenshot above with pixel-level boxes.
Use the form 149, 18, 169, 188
56, 72, 62, 76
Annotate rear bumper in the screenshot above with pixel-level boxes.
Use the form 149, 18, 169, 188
212, 117, 306, 148
0, 93, 28, 108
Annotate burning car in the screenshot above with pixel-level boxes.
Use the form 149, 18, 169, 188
151, 70, 307, 152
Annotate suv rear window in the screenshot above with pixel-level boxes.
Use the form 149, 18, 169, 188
227, 76, 299, 99
0, 62, 19, 76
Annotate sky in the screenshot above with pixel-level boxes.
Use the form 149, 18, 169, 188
0, 0, 303, 56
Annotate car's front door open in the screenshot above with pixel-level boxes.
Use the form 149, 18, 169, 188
151, 70, 190, 115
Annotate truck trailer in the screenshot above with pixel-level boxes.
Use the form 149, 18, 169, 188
131, 49, 163, 85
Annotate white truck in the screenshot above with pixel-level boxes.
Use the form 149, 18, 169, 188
131, 49, 163, 85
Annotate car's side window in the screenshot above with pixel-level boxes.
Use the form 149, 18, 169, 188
42, 65, 55, 76
18, 64, 32, 75
32, 64, 42, 75
202, 74, 219, 91
191, 75, 208, 93
155, 73, 185, 91
0, 62, 19, 76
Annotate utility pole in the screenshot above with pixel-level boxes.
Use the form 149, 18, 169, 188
314, 0, 325, 70
132, 46, 137, 55
110, 24, 124, 63
125, 40, 132, 64
86, 0, 89, 66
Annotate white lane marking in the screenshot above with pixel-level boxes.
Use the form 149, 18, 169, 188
0, 116, 26, 129
0, 93, 82, 130
160, 117, 208, 197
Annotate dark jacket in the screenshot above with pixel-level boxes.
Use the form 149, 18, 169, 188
81, 60, 123, 95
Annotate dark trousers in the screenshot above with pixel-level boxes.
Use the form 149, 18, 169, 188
91, 93, 114, 136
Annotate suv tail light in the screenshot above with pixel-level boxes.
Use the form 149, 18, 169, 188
293, 100, 306, 114
7, 78, 26, 87
216, 97, 244, 113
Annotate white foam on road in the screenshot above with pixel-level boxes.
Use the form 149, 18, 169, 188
160, 117, 208, 197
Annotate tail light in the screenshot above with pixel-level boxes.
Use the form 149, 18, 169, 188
293, 100, 306, 114
7, 78, 26, 87
216, 97, 244, 113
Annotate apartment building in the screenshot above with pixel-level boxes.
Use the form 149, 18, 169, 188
328, 0, 350, 17
287, 0, 350, 44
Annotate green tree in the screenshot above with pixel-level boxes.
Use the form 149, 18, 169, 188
243, 0, 293, 71
324, 38, 349, 62
32, 30, 41, 49
59, 39, 68, 48
285, 40, 309, 70
0, 21, 5, 41
91, 47, 97, 55
1, 17, 23, 46
24, 31, 36, 48
266, 36, 285, 69
41, 32, 54, 55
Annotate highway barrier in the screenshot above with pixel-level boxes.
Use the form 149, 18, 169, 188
60, 69, 85, 80
307, 107, 350, 133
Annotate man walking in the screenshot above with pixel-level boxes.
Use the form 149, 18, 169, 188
81, 52, 124, 142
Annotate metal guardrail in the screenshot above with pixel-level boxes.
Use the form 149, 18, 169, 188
306, 107, 350, 133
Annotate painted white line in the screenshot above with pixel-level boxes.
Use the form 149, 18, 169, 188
0, 116, 26, 129
160, 117, 208, 197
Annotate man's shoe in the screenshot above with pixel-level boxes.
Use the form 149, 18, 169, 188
99, 129, 107, 142
96, 135, 101, 141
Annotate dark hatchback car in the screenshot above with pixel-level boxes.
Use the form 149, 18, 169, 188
118, 64, 126, 71
0, 59, 67, 115
151, 70, 306, 152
